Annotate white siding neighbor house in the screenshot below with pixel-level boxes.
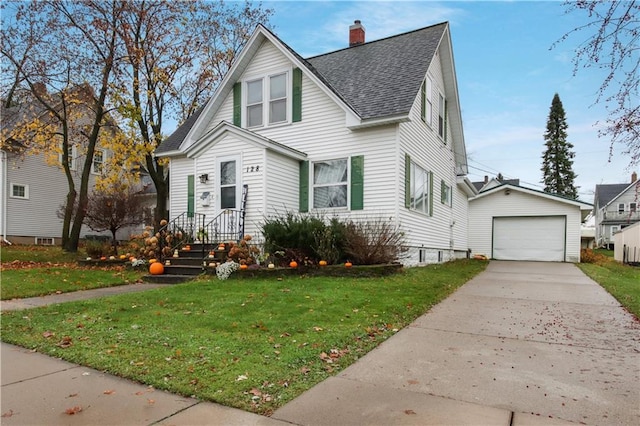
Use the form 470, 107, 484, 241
468, 184, 592, 262
155, 21, 477, 265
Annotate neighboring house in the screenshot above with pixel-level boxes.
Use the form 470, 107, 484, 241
594, 172, 639, 248
0, 86, 152, 244
155, 21, 477, 265
613, 221, 640, 264
468, 183, 592, 262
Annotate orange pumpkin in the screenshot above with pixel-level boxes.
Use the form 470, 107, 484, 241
345, 261, 353, 268
289, 261, 298, 268
239, 264, 248, 270
149, 262, 164, 275
319, 260, 328, 267
100, 256, 107, 261
184, 245, 191, 251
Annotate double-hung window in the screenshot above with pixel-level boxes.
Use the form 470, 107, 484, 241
59, 144, 76, 170
246, 72, 288, 128
92, 149, 105, 174
407, 158, 431, 215
422, 76, 433, 127
313, 159, 348, 209
441, 180, 452, 207
618, 203, 625, 213
630, 202, 637, 213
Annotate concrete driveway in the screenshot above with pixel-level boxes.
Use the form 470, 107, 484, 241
273, 261, 640, 425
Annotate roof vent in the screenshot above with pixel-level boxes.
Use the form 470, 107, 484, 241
349, 20, 365, 46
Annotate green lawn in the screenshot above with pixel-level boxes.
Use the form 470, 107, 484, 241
1, 244, 144, 300
0, 259, 487, 415
577, 257, 640, 318
1, 266, 144, 300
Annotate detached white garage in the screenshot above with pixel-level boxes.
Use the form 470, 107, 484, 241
469, 184, 592, 262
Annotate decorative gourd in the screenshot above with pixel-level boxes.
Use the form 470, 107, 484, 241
318, 260, 328, 267
100, 256, 107, 261
149, 258, 157, 264
267, 263, 275, 269
345, 261, 353, 268
149, 262, 164, 275
119, 255, 127, 260
289, 261, 298, 268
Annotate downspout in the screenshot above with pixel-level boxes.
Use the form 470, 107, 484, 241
1, 150, 11, 245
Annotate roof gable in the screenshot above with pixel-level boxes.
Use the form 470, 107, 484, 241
595, 182, 639, 209
185, 121, 306, 160
471, 183, 593, 211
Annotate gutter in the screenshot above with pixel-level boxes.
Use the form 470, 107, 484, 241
1, 150, 11, 245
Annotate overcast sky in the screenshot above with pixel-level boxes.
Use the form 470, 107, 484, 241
260, 0, 636, 202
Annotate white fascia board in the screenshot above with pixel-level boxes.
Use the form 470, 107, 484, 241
346, 113, 409, 130
472, 184, 593, 210
456, 175, 478, 197
186, 122, 307, 161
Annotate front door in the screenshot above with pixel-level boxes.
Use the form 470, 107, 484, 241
214, 156, 241, 240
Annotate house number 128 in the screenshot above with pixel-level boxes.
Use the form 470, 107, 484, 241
245, 165, 260, 172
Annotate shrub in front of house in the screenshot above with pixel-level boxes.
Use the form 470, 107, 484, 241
262, 213, 405, 266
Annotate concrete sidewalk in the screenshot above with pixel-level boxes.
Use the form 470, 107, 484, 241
2, 261, 639, 425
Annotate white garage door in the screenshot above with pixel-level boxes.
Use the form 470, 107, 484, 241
493, 216, 566, 261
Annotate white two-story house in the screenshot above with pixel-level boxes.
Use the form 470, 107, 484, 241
155, 21, 477, 265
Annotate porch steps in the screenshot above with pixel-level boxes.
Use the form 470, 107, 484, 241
142, 242, 228, 284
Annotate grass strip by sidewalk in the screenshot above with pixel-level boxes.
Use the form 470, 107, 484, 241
577, 259, 640, 318
1, 267, 145, 300
0, 259, 486, 415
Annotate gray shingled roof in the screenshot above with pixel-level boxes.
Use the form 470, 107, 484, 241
595, 184, 630, 207
157, 22, 447, 153
306, 23, 446, 120
155, 104, 206, 154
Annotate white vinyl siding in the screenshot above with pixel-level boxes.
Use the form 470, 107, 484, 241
398, 51, 465, 257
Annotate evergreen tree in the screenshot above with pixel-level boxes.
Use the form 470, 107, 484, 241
541, 93, 578, 199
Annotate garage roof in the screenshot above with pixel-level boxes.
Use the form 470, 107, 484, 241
471, 183, 593, 213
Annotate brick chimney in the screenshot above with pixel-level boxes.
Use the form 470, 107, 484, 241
349, 20, 365, 46
632, 171, 638, 183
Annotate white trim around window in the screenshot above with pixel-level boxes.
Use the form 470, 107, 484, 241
59, 144, 77, 171
92, 149, 105, 175
244, 69, 290, 129
10, 182, 29, 199
409, 160, 431, 216
312, 158, 349, 209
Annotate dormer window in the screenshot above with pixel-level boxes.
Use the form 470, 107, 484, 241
245, 71, 289, 128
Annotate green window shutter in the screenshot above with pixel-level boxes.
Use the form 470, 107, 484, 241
350, 155, 364, 210
299, 160, 309, 212
404, 154, 411, 208
187, 174, 195, 218
420, 80, 426, 122
441, 179, 446, 204
429, 171, 434, 216
292, 68, 302, 123
233, 82, 241, 127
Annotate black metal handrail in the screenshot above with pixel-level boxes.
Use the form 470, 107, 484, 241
202, 209, 244, 244
158, 212, 206, 260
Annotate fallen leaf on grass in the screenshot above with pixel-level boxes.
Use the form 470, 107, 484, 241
236, 374, 248, 381
65, 406, 82, 415
57, 336, 73, 348
1, 410, 15, 418
103, 390, 115, 395
404, 409, 416, 415
42, 331, 55, 338
67, 393, 78, 398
